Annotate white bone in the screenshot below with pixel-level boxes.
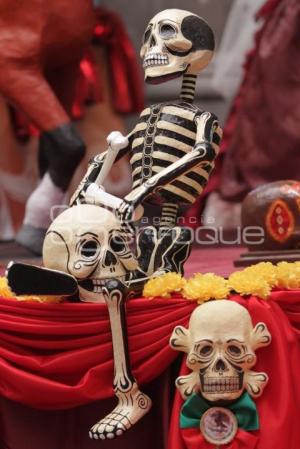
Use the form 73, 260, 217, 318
85, 183, 123, 210
85, 183, 144, 220
95, 131, 129, 187
106, 131, 129, 151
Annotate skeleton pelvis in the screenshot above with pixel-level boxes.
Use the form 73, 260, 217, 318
136, 225, 192, 276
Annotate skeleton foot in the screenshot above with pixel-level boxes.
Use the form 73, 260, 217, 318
89, 387, 152, 440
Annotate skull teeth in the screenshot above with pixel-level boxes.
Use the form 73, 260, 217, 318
92, 279, 106, 286
91, 277, 126, 293
143, 54, 169, 68
203, 377, 240, 393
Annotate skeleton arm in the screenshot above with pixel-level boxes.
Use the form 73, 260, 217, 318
70, 130, 134, 206
118, 112, 221, 221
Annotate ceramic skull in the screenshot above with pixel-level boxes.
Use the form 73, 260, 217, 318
141, 9, 215, 83
170, 300, 271, 402
43, 204, 138, 303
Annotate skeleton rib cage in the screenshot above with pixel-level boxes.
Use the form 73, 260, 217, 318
72, 100, 222, 208
130, 101, 221, 205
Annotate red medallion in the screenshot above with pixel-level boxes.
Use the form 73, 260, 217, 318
266, 199, 295, 243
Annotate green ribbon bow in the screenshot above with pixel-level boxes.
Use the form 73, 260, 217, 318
180, 392, 259, 431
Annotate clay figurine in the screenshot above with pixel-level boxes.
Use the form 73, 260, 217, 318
170, 300, 271, 446
7, 8, 221, 440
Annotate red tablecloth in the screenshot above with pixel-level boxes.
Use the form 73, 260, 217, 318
0, 291, 300, 449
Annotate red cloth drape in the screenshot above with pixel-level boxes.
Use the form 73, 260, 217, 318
0, 297, 194, 410
168, 291, 300, 449
180, 428, 258, 449
1, 290, 300, 448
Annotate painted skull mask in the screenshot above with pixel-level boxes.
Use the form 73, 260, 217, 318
141, 9, 215, 83
43, 204, 137, 303
170, 300, 271, 402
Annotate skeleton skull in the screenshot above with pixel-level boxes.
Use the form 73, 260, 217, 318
43, 204, 138, 303
141, 9, 215, 83
170, 300, 271, 402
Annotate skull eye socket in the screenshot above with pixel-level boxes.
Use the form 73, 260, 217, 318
110, 235, 127, 255
80, 240, 99, 259
227, 344, 242, 356
200, 345, 213, 356
159, 23, 177, 39
198, 344, 213, 357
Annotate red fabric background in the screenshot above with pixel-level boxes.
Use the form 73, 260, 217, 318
218, 0, 300, 202
12, 7, 144, 140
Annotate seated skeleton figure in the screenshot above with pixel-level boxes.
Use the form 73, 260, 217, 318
7, 9, 221, 441
71, 8, 222, 276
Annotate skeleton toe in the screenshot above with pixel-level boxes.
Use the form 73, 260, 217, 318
89, 411, 128, 440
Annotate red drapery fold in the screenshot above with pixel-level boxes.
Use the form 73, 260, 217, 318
180, 428, 258, 449
0, 297, 194, 410
168, 292, 300, 449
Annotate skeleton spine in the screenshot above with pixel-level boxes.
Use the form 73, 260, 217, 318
180, 74, 197, 103
160, 203, 178, 228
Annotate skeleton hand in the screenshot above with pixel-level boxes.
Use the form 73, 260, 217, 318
116, 200, 136, 235
107, 131, 129, 152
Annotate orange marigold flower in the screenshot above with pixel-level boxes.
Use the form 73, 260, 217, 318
143, 272, 186, 298
182, 273, 229, 304
275, 262, 300, 289
228, 271, 271, 300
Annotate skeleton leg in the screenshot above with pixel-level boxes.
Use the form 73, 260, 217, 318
89, 279, 151, 440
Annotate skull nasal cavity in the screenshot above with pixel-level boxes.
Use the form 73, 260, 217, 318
104, 250, 117, 266
150, 35, 157, 48
215, 359, 226, 372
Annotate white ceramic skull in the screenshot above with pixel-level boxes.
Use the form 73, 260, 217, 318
141, 9, 215, 83
43, 204, 138, 303
170, 300, 271, 402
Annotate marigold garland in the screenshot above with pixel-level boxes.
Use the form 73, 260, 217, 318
142, 261, 300, 302
182, 273, 229, 304
244, 262, 277, 288
2, 260, 300, 304
143, 272, 186, 298
227, 270, 271, 300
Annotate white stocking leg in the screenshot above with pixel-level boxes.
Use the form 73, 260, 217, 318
23, 173, 67, 229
